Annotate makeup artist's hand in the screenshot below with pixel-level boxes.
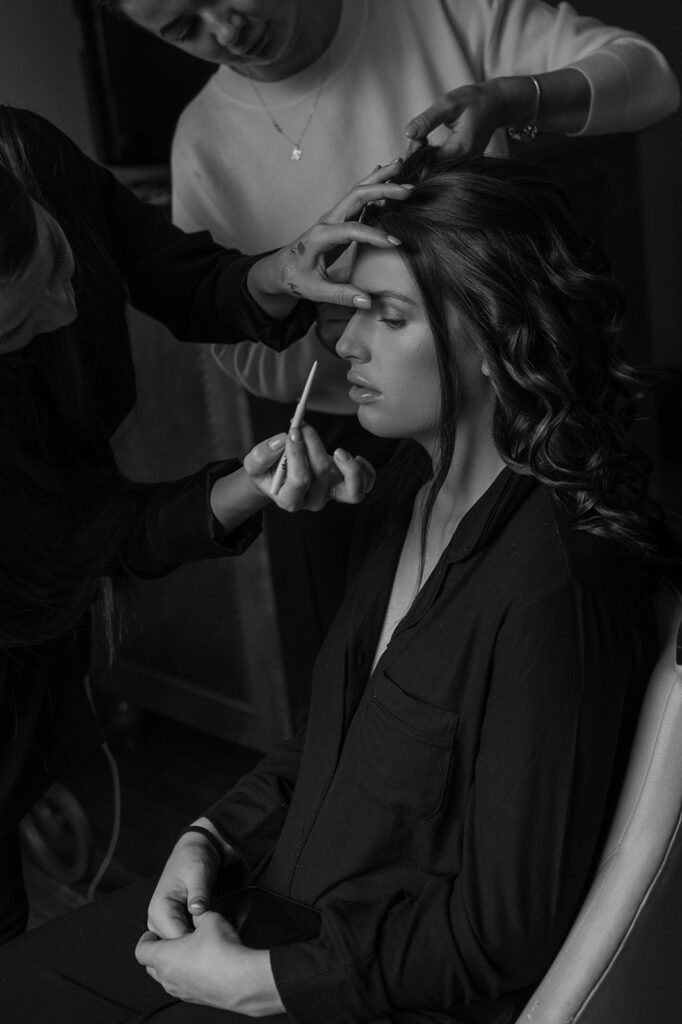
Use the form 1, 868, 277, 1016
247, 159, 412, 318
244, 424, 375, 512
147, 819, 238, 940
136, 911, 284, 1016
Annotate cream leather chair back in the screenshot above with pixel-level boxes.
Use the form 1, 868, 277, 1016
518, 584, 682, 1024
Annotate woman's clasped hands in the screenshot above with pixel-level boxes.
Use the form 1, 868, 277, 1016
136, 823, 284, 1016
136, 908, 282, 1016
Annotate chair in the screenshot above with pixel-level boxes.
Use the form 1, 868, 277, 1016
517, 584, 682, 1023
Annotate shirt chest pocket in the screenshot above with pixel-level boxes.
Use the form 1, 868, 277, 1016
356, 673, 458, 820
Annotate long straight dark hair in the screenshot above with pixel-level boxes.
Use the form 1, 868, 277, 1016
365, 148, 657, 563
0, 107, 135, 647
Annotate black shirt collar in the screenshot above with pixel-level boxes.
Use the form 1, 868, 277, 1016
444, 467, 537, 563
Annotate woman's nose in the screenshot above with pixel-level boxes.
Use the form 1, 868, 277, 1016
335, 311, 363, 361
200, 7, 242, 46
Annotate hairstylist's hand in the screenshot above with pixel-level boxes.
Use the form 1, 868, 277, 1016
244, 423, 375, 512
404, 82, 505, 157
247, 159, 413, 317
147, 818, 238, 940
404, 72, 591, 154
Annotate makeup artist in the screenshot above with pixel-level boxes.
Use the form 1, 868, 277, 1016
0, 104, 409, 944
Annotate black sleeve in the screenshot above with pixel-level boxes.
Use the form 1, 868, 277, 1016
269, 584, 652, 1022
13, 108, 315, 351
203, 723, 308, 873
116, 460, 261, 579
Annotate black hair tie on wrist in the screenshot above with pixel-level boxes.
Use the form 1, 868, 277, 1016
179, 825, 226, 867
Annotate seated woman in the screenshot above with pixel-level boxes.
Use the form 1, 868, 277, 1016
0, 149, 662, 1023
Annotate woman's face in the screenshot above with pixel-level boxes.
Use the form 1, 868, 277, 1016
0, 201, 76, 355
337, 246, 487, 451
336, 247, 442, 448
335, 247, 440, 448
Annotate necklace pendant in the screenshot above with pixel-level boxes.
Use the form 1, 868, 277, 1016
291, 146, 302, 161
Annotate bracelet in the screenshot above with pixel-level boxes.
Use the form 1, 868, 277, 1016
507, 75, 541, 142
179, 825, 226, 867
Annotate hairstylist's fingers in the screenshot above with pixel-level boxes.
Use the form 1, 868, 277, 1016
404, 94, 461, 143
331, 451, 376, 504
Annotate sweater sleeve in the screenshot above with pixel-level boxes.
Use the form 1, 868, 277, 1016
211, 330, 355, 412
269, 583, 653, 1022
116, 460, 261, 579
203, 724, 307, 872
482, 0, 679, 133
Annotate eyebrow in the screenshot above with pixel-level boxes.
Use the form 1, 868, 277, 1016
370, 289, 420, 306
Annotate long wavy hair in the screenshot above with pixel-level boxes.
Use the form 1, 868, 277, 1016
364, 148, 657, 559
0, 107, 135, 648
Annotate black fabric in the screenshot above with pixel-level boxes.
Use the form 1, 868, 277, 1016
0, 109, 307, 878
203, 464, 658, 1022
0, 829, 28, 945
0, 467, 659, 1021
0, 877, 289, 1024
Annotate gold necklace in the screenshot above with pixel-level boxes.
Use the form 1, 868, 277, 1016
249, 65, 328, 161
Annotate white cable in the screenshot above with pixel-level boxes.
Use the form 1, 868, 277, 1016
83, 673, 122, 902
86, 740, 121, 903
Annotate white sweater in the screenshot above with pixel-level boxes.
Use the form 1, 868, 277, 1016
172, 0, 679, 412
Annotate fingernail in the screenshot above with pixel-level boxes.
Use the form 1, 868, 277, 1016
334, 448, 352, 462
189, 899, 206, 912
289, 425, 301, 443
401, 184, 416, 190
404, 127, 417, 138
386, 235, 402, 246
268, 437, 285, 451
352, 295, 371, 308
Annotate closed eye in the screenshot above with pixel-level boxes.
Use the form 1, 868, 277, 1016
170, 16, 199, 42
379, 317, 406, 329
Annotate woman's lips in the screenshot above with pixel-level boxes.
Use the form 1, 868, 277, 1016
347, 374, 381, 403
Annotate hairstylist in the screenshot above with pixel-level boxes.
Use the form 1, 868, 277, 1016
0, 103, 409, 943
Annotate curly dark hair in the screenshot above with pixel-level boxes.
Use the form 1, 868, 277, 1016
364, 147, 656, 559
